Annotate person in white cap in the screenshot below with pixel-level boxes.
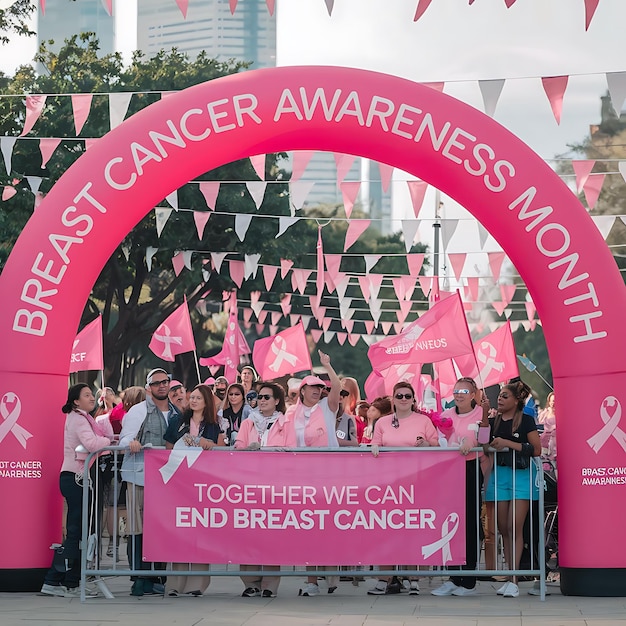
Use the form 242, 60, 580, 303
285, 378, 301, 408
168, 380, 187, 413
118, 368, 178, 596
268, 351, 340, 597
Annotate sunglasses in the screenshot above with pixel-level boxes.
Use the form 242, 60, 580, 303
149, 379, 170, 387
339, 390, 350, 397
395, 393, 413, 400
257, 394, 273, 401
453, 389, 471, 395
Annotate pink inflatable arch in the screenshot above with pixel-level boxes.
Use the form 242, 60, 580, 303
1, 66, 625, 594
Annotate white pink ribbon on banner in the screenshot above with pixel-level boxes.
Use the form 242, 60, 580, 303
268, 335, 298, 372
421, 511, 459, 564
587, 396, 626, 454
0, 392, 33, 449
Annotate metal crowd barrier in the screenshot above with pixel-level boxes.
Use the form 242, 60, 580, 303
79, 446, 547, 602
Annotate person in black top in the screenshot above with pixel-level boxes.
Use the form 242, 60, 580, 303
484, 380, 541, 598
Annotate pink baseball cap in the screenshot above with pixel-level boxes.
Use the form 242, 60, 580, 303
169, 380, 184, 390
300, 375, 327, 389
203, 377, 216, 386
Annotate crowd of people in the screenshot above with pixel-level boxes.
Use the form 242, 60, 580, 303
41, 356, 556, 600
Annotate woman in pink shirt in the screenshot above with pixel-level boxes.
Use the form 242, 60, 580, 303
368, 381, 439, 596
431, 377, 490, 597
41, 384, 114, 598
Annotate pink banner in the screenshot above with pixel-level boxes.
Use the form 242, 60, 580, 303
144, 450, 465, 566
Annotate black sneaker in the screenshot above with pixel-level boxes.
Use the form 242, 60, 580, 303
242, 587, 260, 597
262, 589, 276, 598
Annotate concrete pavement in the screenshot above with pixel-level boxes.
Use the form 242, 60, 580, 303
1, 574, 625, 626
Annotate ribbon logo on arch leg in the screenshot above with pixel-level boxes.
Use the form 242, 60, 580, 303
587, 396, 626, 454
0, 392, 33, 448
421, 512, 459, 564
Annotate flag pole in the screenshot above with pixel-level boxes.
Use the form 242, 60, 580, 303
192, 349, 202, 385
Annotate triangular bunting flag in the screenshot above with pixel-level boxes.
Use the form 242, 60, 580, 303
344, 220, 370, 251
155, 208, 172, 237
109, 93, 133, 129
377, 162, 394, 193
211, 252, 228, 273
193, 211, 210, 239
0, 137, 16, 176
262, 264, 278, 290
478, 79, 505, 117
229, 260, 245, 288
364, 254, 381, 274
280, 258, 294, 278
146, 247, 158, 272
199, 181, 220, 210
607, 72, 626, 117
488, 251, 506, 282
448, 253, 467, 281
441, 218, 459, 251
407, 253, 425, 276
401, 220, 420, 253
250, 154, 265, 180
406, 180, 427, 218
175, 0, 189, 18
245, 181, 267, 209
334, 153, 357, 185
584, 0, 600, 30
340, 181, 361, 218
291, 150, 314, 182
324, 0, 334, 16
244, 254, 261, 279
591, 215, 615, 240
71, 94, 93, 135
582, 173, 605, 210
235, 214, 253, 242
413, 0, 434, 21
276, 216, 298, 238
172, 252, 185, 276
20, 95, 47, 137
572, 159, 595, 193
289, 180, 315, 214
166, 190, 178, 210
541, 75, 568, 125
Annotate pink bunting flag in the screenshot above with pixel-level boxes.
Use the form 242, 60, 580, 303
280, 258, 294, 279
39, 138, 61, 167
265, 0, 275, 15
504, 0, 518, 7
324, 254, 342, 285
198, 181, 220, 210
292, 268, 312, 294
413, 0, 434, 21
101, 0, 112, 16
499, 284, 517, 307
229, 0, 238, 14
340, 181, 361, 218
39, 0, 45, 15
417, 276, 432, 298
253, 322, 312, 379
377, 162, 394, 193
397, 300, 413, 325
344, 219, 370, 252
229, 260, 245, 288
175, 0, 189, 18
69, 316, 104, 373
336, 332, 347, 346
448, 253, 467, 282
585, 0, 600, 30
171, 252, 185, 276
407, 180, 428, 218
291, 150, 314, 182
492, 300, 508, 317
280, 294, 292, 317
262, 264, 278, 290
582, 173, 605, 210
465, 277, 480, 302
572, 160, 595, 193
401, 275, 416, 301
334, 153, 357, 185
541, 75, 569, 125
310, 329, 323, 344
358, 276, 371, 301
20, 95, 47, 137
148, 299, 195, 362
250, 154, 266, 180
71, 94, 93, 135
392, 277, 407, 302
423, 82, 444, 92
193, 212, 211, 240
488, 251, 506, 282
407, 254, 425, 277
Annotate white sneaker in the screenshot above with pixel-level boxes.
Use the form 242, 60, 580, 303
40, 583, 65, 597
62, 586, 98, 598
299, 583, 320, 597
496, 582, 510, 595
367, 580, 388, 595
431, 581, 459, 596
502, 582, 519, 598
408, 581, 420, 595
452, 586, 477, 596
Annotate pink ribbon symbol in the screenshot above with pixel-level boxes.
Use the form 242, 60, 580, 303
269, 335, 298, 372
587, 396, 626, 454
477, 341, 504, 381
0, 392, 33, 449
153, 324, 183, 360
421, 512, 459, 564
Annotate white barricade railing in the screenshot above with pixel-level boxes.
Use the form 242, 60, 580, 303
79, 446, 548, 602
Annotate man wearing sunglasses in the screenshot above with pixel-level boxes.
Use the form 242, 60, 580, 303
119, 368, 180, 596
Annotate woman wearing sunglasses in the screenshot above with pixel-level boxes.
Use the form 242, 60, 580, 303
368, 381, 439, 596
431, 377, 490, 597
233, 382, 287, 598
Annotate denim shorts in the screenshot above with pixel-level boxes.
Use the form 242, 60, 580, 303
485, 463, 539, 501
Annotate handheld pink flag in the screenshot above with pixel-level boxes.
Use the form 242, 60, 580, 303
368, 292, 473, 371
474, 322, 519, 388
69, 316, 104, 372
252, 322, 312, 380
149, 299, 196, 362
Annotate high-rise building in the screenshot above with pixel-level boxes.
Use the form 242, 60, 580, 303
37, 0, 115, 55
136, 0, 276, 69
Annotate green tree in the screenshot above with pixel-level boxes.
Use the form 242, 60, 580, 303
0, 1, 35, 47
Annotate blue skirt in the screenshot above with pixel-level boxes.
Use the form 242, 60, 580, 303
485, 462, 539, 502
